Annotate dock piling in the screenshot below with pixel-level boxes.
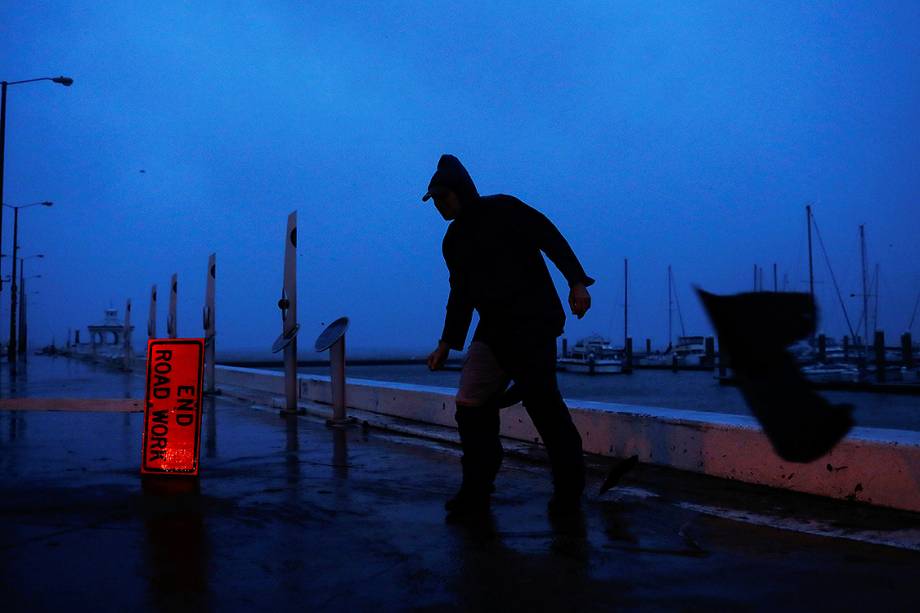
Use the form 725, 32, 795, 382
874, 330, 886, 383
624, 337, 633, 374
902, 332, 914, 369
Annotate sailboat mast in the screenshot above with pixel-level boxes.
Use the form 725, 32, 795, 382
806, 205, 815, 303
873, 263, 879, 335
860, 224, 869, 348
667, 265, 672, 349
624, 258, 628, 345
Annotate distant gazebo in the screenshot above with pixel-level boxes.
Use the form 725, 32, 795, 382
88, 308, 133, 348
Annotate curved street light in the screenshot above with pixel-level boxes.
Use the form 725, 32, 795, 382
3, 201, 52, 210
0, 74, 71, 365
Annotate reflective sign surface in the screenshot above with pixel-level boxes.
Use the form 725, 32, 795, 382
142, 339, 205, 475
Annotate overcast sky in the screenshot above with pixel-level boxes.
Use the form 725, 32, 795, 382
1, 1, 918, 357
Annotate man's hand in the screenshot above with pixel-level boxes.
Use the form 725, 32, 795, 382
569, 283, 591, 319
427, 341, 450, 371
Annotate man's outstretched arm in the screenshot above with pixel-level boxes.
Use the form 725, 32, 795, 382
519, 202, 595, 318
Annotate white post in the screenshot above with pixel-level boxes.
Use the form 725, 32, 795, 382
315, 317, 350, 427
282, 212, 298, 412
168, 273, 178, 339
147, 284, 157, 339
203, 253, 217, 394
330, 336, 346, 423
123, 299, 134, 371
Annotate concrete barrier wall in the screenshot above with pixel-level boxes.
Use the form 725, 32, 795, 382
218, 365, 286, 395
216, 365, 920, 513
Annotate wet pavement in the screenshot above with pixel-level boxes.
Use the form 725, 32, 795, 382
1, 356, 919, 611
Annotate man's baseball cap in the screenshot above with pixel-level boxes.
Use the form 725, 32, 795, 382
422, 154, 478, 202
421, 178, 448, 202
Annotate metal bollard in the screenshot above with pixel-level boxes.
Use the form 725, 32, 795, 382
316, 317, 350, 427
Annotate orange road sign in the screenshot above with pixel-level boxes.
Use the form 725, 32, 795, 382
141, 338, 205, 476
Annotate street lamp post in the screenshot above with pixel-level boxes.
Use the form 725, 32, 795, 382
19, 274, 26, 358
4, 202, 51, 360
18, 259, 42, 358
0, 75, 71, 360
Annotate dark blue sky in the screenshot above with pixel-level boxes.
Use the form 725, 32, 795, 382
2, 2, 918, 356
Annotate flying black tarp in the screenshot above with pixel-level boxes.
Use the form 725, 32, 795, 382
697, 289, 853, 463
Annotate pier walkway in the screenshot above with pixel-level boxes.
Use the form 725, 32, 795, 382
1, 356, 918, 611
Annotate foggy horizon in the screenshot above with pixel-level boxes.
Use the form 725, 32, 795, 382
2, 2, 918, 356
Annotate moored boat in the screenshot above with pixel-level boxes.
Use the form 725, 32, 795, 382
557, 335, 624, 374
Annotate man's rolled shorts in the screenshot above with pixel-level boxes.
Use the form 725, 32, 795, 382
455, 341, 511, 407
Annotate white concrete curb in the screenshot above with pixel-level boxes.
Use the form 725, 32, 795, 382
216, 365, 920, 513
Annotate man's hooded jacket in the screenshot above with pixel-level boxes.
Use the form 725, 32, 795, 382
431, 155, 595, 350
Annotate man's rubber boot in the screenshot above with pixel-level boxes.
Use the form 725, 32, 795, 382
448, 405, 502, 516
445, 488, 491, 516
547, 491, 582, 517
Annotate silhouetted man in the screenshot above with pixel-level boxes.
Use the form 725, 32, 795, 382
424, 154, 594, 517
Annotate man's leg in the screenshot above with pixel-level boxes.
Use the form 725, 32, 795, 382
493, 337, 585, 509
448, 342, 509, 513
453, 405, 502, 493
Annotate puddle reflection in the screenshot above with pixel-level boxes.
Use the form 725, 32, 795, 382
141, 477, 210, 610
